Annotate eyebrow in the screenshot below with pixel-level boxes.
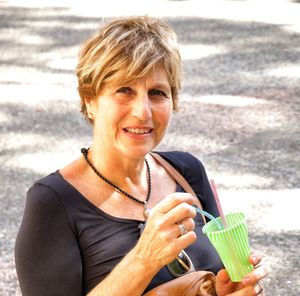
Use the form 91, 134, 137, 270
150, 83, 171, 91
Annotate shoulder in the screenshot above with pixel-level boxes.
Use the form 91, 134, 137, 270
27, 172, 68, 204
153, 150, 206, 176
27, 173, 62, 204
23, 172, 77, 235
25, 173, 62, 214
26, 173, 74, 224
28, 172, 80, 209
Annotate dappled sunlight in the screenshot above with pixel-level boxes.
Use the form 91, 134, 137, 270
218, 189, 300, 233
215, 173, 273, 189
0, 110, 12, 125
265, 64, 300, 79
179, 94, 285, 130
3, 0, 300, 24
0, 67, 74, 85
163, 131, 230, 153
1, 133, 59, 151
0, 83, 78, 104
8, 152, 78, 174
282, 24, 300, 34
1, 132, 90, 175
46, 54, 77, 71
0, 29, 51, 45
1, 1, 300, 295
18, 33, 52, 46
182, 94, 271, 107
179, 44, 227, 60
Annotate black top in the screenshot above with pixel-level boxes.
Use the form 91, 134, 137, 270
15, 151, 223, 296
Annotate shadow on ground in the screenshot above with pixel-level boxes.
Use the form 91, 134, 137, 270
1, 3, 299, 296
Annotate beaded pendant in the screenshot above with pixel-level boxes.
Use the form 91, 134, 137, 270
143, 201, 151, 219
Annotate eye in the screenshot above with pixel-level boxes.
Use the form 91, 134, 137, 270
116, 87, 132, 94
149, 89, 168, 97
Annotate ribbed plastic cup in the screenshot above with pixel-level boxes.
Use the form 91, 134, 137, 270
202, 212, 254, 282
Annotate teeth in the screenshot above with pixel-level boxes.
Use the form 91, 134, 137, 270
125, 128, 151, 134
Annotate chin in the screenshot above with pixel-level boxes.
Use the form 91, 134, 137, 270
121, 145, 156, 159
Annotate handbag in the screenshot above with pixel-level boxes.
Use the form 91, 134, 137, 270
144, 152, 217, 296
143, 271, 216, 296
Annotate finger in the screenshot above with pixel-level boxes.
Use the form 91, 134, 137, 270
242, 265, 269, 286
225, 285, 256, 296
174, 230, 197, 250
174, 218, 195, 237
180, 218, 195, 232
255, 282, 264, 295
216, 269, 231, 285
249, 252, 263, 266
165, 203, 196, 224
153, 193, 197, 214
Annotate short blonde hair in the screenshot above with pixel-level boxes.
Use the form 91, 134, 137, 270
76, 16, 182, 123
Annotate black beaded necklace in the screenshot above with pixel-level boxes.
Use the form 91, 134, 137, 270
81, 147, 152, 219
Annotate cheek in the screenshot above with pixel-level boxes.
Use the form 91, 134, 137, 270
93, 109, 114, 135
156, 105, 173, 126
95, 101, 123, 124
162, 102, 173, 119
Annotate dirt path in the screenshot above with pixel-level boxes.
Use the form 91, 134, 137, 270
1, 1, 299, 295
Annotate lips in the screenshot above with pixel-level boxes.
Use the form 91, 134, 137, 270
124, 127, 153, 134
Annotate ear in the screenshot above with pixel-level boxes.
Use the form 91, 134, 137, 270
84, 97, 95, 120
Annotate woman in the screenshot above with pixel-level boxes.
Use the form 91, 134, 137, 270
15, 16, 268, 295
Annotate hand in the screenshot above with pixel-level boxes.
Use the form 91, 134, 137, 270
215, 252, 269, 295
133, 193, 197, 271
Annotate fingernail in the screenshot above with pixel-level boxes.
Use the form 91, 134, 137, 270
255, 267, 267, 277
242, 277, 250, 285
252, 256, 258, 264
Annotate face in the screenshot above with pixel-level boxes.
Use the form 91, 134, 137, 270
86, 65, 173, 159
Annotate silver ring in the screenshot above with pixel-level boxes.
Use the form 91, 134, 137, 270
177, 223, 188, 236
255, 282, 264, 295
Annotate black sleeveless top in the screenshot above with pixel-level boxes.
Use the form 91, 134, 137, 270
15, 151, 223, 296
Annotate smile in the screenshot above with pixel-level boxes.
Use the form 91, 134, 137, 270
124, 128, 153, 134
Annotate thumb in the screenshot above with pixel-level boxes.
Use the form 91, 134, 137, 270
215, 269, 232, 296
216, 269, 231, 285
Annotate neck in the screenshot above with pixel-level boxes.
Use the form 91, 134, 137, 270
81, 146, 151, 211
87, 144, 148, 186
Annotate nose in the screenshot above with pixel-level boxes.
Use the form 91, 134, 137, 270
131, 94, 152, 121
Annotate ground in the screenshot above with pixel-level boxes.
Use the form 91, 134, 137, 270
0, 0, 299, 295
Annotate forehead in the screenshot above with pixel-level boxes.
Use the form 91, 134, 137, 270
138, 66, 170, 87
111, 64, 171, 88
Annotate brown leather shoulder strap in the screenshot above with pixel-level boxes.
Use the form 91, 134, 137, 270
150, 152, 207, 223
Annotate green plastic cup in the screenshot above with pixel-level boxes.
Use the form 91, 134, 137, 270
202, 212, 254, 282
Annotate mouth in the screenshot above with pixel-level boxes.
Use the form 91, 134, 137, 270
124, 127, 153, 135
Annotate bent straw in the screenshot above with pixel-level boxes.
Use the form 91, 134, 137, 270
210, 179, 228, 228
193, 207, 223, 230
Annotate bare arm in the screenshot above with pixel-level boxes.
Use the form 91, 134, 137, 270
88, 193, 197, 296
87, 248, 159, 296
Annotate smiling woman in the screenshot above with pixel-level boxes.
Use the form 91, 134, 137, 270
15, 16, 268, 296
77, 16, 182, 123
85, 64, 173, 159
